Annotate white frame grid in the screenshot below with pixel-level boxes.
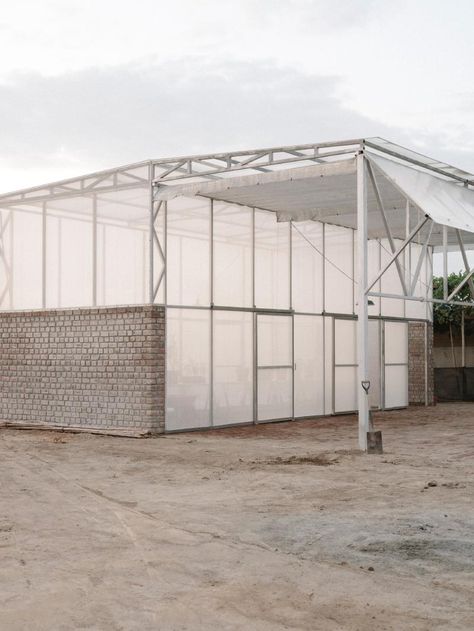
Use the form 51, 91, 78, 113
1, 137, 473, 449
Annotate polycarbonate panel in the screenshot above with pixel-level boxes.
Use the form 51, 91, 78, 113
368, 319, 381, 408
380, 238, 405, 317
257, 368, 292, 421
294, 315, 324, 417
46, 212, 93, 308
355, 237, 381, 316
166, 308, 211, 430
95, 186, 149, 307
257, 314, 292, 366
0, 209, 12, 309
334, 319, 357, 365
324, 316, 333, 414
213, 311, 253, 425
335, 366, 357, 412
405, 242, 428, 320
291, 221, 323, 313
254, 209, 290, 309
7, 209, 42, 309
425, 249, 433, 322
93, 187, 149, 223
385, 321, 408, 364
213, 202, 252, 307
167, 196, 210, 307
384, 365, 408, 408
97, 223, 147, 306
152, 200, 165, 304
324, 225, 354, 314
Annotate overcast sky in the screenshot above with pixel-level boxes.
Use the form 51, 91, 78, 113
0, 0, 473, 194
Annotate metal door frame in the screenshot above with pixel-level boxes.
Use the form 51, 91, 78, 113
254, 310, 294, 424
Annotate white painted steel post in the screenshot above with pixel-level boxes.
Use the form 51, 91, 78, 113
357, 152, 369, 451
41, 201, 46, 309
92, 194, 97, 307
148, 164, 154, 304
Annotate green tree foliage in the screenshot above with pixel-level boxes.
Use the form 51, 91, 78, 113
433, 272, 474, 334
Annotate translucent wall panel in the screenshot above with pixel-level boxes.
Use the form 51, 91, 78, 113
257, 314, 292, 421
368, 319, 381, 408
257, 314, 292, 366
405, 242, 428, 320
426, 248, 433, 322
152, 201, 165, 305
385, 366, 408, 408
324, 225, 353, 314
334, 318, 357, 364
167, 196, 210, 307
213, 311, 253, 425
166, 308, 211, 430
334, 366, 357, 412
294, 315, 324, 417
291, 222, 323, 313
46, 211, 93, 308
355, 237, 381, 316
213, 202, 252, 308
258, 369, 292, 421
385, 321, 408, 364
96, 188, 149, 306
324, 316, 333, 415
254, 210, 290, 310
97, 223, 147, 305
5, 209, 42, 309
380, 238, 405, 317
384, 321, 408, 408
334, 319, 357, 412
0, 209, 12, 309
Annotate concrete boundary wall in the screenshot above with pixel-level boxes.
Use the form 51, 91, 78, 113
0, 305, 165, 436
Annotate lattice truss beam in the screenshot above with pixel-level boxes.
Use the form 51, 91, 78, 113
151, 140, 363, 183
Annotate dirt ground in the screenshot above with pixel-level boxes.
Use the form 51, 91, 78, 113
0, 404, 473, 631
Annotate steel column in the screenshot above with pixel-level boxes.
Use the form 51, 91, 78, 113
148, 165, 154, 303
92, 194, 97, 307
357, 152, 369, 450
41, 201, 47, 309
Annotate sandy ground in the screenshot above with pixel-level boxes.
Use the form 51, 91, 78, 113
0, 404, 473, 631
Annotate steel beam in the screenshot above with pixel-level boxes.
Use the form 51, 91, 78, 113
357, 152, 369, 451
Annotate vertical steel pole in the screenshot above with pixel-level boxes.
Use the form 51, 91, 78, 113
357, 152, 369, 450
42, 201, 47, 309
92, 194, 97, 307
210, 199, 214, 427
149, 164, 154, 304
424, 321, 429, 406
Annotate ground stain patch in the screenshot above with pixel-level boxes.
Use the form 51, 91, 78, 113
257, 453, 338, 466
358, 538, 474, 573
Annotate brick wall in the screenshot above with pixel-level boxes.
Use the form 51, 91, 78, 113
408, 321, 434, 405
0, 305, 165, 436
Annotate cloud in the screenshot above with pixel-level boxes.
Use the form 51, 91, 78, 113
0, 56, 472, 192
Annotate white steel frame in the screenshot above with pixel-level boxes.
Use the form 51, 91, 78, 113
1, 137, 473, 450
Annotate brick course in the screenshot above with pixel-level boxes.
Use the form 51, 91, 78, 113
408, 321, 434, 406
0, 305, 165, 436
